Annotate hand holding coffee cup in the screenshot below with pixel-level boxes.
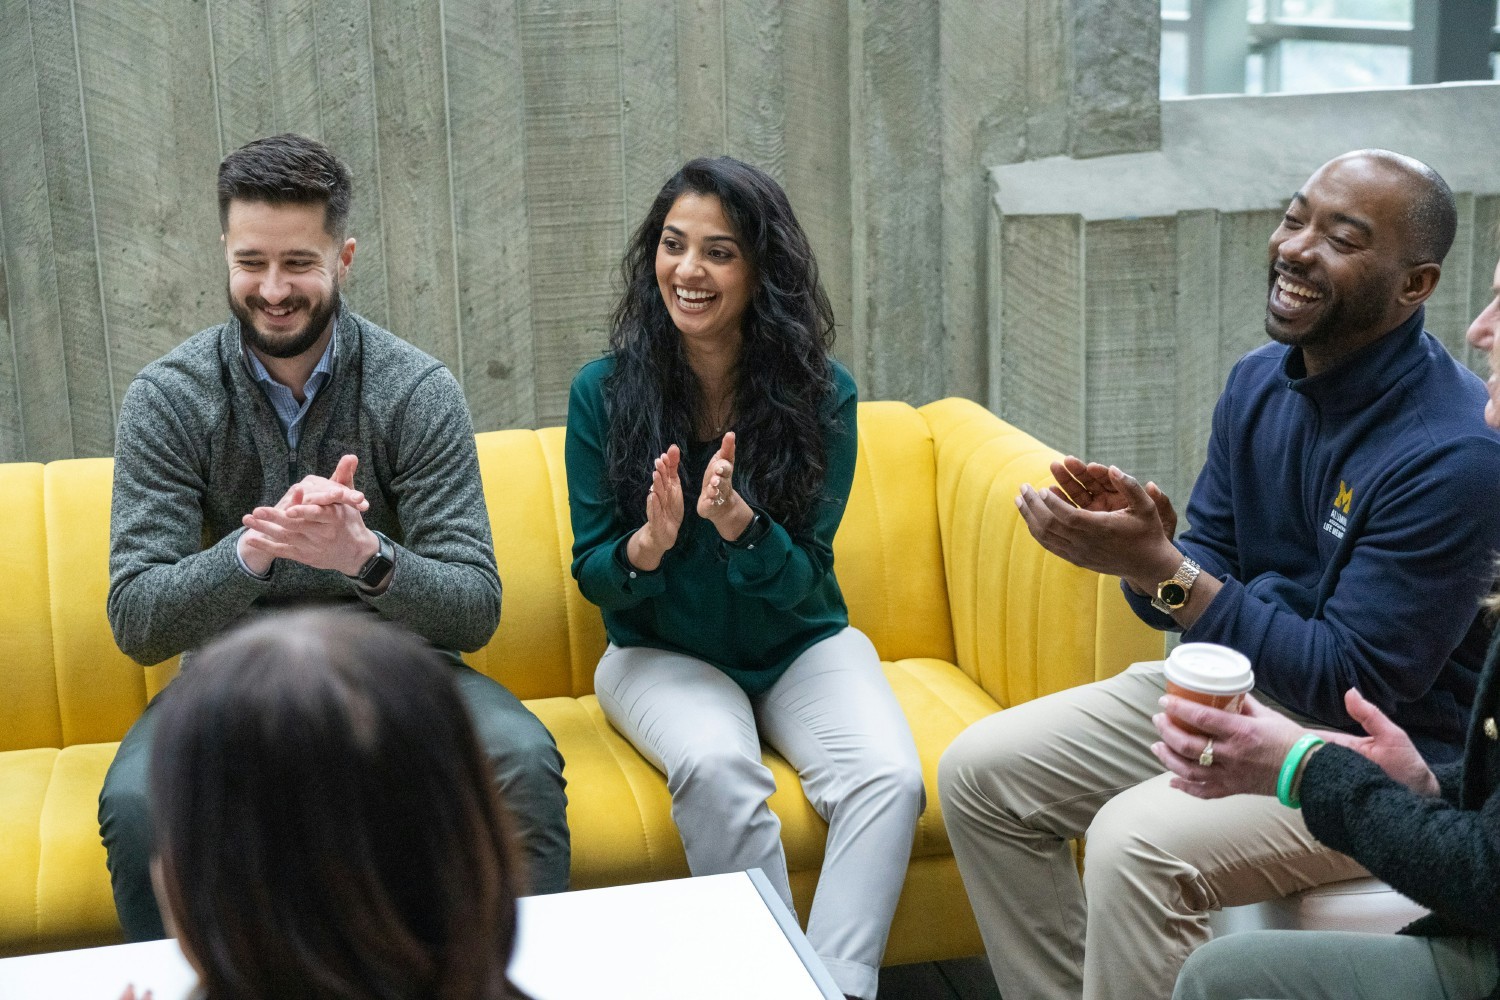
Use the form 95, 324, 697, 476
1163, 643, 1255, 737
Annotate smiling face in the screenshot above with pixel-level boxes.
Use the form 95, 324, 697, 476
654, 192, 754, 356
224, 199, 353, 361
1265, 155, 1421, 370
1466, 258, 1500, 428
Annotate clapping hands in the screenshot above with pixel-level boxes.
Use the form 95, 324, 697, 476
237, 454, 379, 578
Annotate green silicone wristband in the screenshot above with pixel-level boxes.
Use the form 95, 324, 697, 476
1277, 734, 1325, 808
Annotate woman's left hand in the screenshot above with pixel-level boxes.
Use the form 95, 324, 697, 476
1151, 693, 1310, 799
698, 432, 755, 540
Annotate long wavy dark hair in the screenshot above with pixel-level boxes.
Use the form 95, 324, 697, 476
150, 610, 528, 1000
604, 156, 836, 535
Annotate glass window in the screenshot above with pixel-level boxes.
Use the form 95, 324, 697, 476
1161, 0, 1189, 18
1276, 40, 1409, 91
1246, 51, 1267, 94
1275, 0, 1410, 25
1161, 30, 1188, 97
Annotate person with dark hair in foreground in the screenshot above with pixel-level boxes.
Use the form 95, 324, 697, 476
940, 149, 1500, 1000
564, 156, 924, 1000
1159, 253, 1500, 1000
120, 609, 530, 1000
101, 132, 569, 942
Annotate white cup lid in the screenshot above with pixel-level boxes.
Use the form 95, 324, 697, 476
1164, 643, 1254, 695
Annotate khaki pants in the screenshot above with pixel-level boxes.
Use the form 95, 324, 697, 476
938, 661, 1366, 1000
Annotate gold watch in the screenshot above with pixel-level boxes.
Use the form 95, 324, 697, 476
1151, 557, 1201, 614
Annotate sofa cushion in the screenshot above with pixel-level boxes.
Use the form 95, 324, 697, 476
0, 464, 59, 754
529, 657, 1000, 892
0, 745, 120, 956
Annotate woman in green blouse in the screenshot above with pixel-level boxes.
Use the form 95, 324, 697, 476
565, 156, 923, 1000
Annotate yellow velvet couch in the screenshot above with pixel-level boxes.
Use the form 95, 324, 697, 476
0, 397, 1162, 960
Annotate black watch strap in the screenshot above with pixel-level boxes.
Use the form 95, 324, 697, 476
348, 531, 395, 590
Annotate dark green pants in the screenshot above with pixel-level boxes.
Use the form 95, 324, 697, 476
98, 662, 571, 941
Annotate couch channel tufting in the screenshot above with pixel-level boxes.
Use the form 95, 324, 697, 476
0, 397, 1162, 960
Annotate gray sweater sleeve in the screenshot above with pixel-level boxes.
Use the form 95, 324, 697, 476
107, 377, 269, 665
360, 366, 502, 652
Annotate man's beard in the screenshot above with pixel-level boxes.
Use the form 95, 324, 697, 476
230, 276, 340, 360
1263, 262, 1391, 353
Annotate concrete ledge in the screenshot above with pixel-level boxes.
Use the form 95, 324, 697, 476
990, 82, 1500, 220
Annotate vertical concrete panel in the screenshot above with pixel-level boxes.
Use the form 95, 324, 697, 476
939, 2, 1025, 406
272, 0, 325, 137
1426, 191, 1477, 369
849, 0, 941, 405
1025, 0, 1070, 158
208, 0, 321, 149
369, 0, 461, 372
1217, 209, 1280, 376
1084, 217, 1176, 491
1174, 209, 1223, 513
206, 0, 273, 152
677, 0, 726, 160
995, 214, 1085, 456
519, 0, 624, 425
1067, 0, 1160, 159
74, 0, 223, 454
0, 204, 20, 462
723, 0, 783, 180
782, 0, 851, 369
619, 0, 681, 215
445, 0, 537, 431
0, 1, 69, 462
314, 0, 390, 328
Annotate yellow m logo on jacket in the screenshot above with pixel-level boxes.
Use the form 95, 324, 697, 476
1335, 480, 1353, 514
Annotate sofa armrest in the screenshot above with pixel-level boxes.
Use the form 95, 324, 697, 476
920, 398, 1163, 709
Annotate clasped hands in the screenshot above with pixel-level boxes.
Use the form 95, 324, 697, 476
236, 453, 380, 579
627, 431, 754, 572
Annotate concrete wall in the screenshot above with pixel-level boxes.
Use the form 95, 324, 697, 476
0, 0, 1160, 464
988, 82, 1500, 508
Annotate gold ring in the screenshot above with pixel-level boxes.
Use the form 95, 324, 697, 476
1198, 739, 1214, 767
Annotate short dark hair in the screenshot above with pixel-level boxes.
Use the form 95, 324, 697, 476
217, 133, 353, 238
150, 610, 526, 1000
1355, 149, 1457, 266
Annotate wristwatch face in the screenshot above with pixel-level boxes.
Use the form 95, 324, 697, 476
357, 536, 394, 586
1158, 581, 1188, 609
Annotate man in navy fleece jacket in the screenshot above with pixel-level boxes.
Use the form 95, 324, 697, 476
939, 149, 1500, 1000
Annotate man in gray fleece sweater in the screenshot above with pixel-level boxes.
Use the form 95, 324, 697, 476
101, 133, 569, 940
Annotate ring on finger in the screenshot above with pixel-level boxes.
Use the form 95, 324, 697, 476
1198, 739, 1215, 767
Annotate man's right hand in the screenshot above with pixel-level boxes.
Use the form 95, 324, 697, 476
237, 454, 370, 576
1050, 456, 1178, 539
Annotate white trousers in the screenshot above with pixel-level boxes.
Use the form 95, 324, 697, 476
594, 627, 925, 1000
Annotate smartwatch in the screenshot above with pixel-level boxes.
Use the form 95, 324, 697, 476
347, 531, 395, 592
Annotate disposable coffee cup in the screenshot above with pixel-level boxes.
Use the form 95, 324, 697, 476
1163, 643, 1254, 735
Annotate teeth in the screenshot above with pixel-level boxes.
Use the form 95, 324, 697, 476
1277, 276, 1323, 300
676, 287, 715, 302
264, 306, 293, 316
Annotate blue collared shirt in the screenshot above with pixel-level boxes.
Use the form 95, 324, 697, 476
243, 325, 337, 451
236, 320, 338, 580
